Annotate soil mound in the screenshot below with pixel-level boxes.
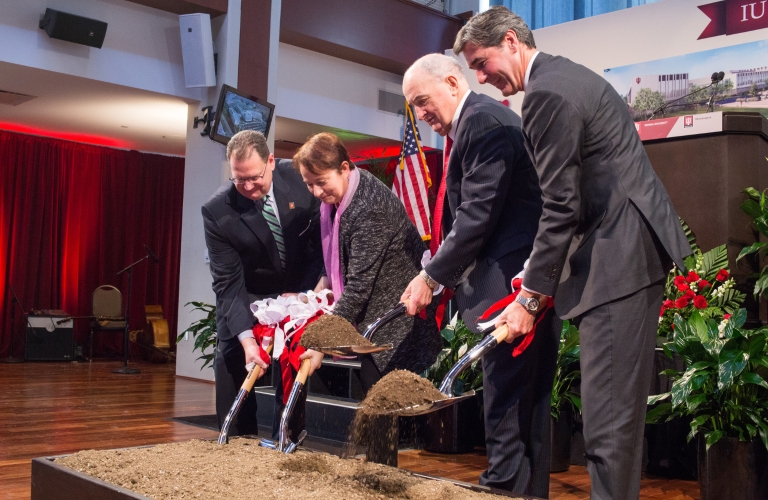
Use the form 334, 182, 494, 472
55, 438, 519, 499
300, 314, 371, 349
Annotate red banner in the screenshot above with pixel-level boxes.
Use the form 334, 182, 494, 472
699, 0, 768, 39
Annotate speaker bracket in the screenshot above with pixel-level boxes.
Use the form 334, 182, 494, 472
193, 106, 215, 138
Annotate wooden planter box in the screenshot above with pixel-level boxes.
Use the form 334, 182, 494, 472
31, 440, 534, 500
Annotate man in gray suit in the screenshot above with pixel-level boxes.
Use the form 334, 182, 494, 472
455, 7, 691, 500
401, 54, 560, 498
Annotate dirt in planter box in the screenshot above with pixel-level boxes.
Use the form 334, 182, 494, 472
300, 314, 371, 349
55, 438, 519, 499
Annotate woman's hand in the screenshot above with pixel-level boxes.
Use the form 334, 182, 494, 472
299, 349, 324, 376
314, 276, 330, 292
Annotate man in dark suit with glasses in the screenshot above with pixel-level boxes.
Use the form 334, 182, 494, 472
202, 130, 324, 439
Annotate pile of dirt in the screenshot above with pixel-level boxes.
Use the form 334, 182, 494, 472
358, 370, 447, 416
300, 314, 371, 349
55, 438, 519, 499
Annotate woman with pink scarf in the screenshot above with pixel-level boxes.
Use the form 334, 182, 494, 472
293, 132, 442, 463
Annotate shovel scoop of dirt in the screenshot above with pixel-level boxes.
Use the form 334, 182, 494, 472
358, 370, 447, 416
299, 314, 372, 349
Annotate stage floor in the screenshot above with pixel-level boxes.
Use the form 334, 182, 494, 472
0, 360, 699, 499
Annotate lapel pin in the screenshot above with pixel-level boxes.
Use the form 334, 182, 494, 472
288, 202, 295, 209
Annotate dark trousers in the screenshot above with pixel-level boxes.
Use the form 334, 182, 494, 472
214, 338, 306, 441
479, 307, 560, 498
575, 280, 664, 500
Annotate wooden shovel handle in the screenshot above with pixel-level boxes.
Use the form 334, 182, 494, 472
241, 341, 274, 393
490, 324, 509, 344
296, 358, 312, 385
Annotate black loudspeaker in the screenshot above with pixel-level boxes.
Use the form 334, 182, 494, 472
39, 9, 108, 49
25, 316, 74, 361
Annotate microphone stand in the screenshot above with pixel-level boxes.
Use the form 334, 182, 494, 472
113, 249, 156, 374
651, 79, 719, 120
1, 285, 29, 363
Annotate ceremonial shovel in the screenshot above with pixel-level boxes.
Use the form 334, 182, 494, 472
313, 302, 406, 356
258, 357, 311, 453
218, 342, 274, 445
380, 324, 510, 417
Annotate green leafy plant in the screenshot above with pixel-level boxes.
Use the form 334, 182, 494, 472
551, 320, 582, 420
658, 220, 744, 341
647, 309, 768, 450
178, 301, 217, 370
355, 150, 395, 188
737, 184, 768, 298
425, 314, 483, 395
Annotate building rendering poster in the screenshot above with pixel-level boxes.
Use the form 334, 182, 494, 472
604, 39, 768, 121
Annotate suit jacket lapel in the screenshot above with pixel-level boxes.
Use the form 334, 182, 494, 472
230, 185, 282, 272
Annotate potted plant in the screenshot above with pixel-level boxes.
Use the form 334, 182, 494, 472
738, 186, 768, 299
422, 314, 484, 453
646, 309, 768, 500
550, 320, 581, 472
178, 301, 217, 370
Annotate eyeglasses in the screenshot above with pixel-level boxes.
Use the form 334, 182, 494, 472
230, 161, 268, 185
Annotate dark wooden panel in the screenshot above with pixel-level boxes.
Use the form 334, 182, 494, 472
280, 0, 463, 75
238, 0, 272, 100
124, 0, 227, 16
31, 458, 150, 500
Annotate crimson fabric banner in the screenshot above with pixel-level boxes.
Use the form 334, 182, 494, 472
699, 0, 768, 39
0, 130, 185, 358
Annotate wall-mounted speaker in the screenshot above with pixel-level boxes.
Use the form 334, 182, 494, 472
39, 8, 108, 49
179, 14, 216, 88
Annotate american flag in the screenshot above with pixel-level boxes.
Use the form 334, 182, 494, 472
393, 102, 432, 240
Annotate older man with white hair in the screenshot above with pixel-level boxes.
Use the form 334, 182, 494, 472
399, 53, 559, 498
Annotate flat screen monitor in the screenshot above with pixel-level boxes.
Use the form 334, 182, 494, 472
211, 84, 275, 146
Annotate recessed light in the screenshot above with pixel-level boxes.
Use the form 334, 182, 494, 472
120, 125, 129, 128
162, 135, 186, 141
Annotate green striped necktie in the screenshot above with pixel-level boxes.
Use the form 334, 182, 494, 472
262, 195, 286, 270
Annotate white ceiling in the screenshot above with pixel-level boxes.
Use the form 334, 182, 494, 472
0, 61, 192, 156
0, 61, 411, 159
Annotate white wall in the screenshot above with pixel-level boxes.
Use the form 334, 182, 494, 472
0, 0, 198, 100
275, 43, 438, 149
478, 0, 768, 113
175, 0, 243, 381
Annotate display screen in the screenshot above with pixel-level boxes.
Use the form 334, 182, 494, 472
211, 84, 275, 145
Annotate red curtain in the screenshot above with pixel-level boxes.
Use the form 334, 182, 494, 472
0, 130, 184, 358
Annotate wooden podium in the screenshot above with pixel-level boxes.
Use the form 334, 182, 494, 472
642, 111, 768, 321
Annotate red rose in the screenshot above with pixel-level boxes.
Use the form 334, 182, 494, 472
686, 271, 700, 283
724, 314, 732, 320
673, 276, 687, 287
715, 269, 729, 281
693, 295, 707, 309
675, 297, 690, 308
660, 299, 674, 316
676, 282, 690, 292
698, 279, 710, 290
684, 289, 696, 299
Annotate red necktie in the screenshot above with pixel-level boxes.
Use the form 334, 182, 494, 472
430, 136, 453, 256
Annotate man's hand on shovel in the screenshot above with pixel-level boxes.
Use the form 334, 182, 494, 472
241, 337, 269, 379
401, 276, 432, 316
298, 349, 324, 376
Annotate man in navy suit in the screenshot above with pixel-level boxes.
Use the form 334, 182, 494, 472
401, 54, 559, 498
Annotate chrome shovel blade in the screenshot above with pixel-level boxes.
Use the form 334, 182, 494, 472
379, 390, 476, 417
316, 343, 394, 356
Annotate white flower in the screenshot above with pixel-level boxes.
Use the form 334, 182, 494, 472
718, 318, 729, 339
458, 343, 468, 358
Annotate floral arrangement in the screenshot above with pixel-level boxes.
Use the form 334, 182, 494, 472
425, 313, 483, 395
658, 231, 745, 341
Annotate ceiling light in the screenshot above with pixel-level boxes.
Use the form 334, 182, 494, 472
162, 135, 186, 141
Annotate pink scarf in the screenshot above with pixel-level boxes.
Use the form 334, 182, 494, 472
320, 167, 361, 299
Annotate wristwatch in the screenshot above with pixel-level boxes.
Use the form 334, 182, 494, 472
515, 295, 541, 315
419, 270, 438, 291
